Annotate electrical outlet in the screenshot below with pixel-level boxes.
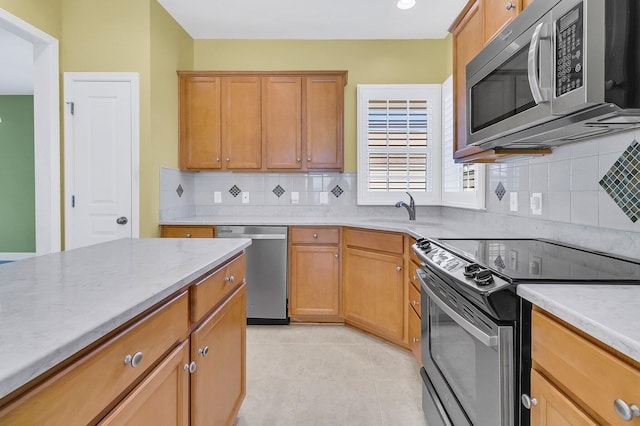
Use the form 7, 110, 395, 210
530, 193, 542, 215
320, 192, 329, 204
509, 192, 518, 212
242, 192, 250, 204
291, 192, 299, 204
214, 191, 222, 203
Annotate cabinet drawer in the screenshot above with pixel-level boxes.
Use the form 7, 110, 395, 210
0, 293, 189, 425
162, 226, 214, 238
409, 282, 421, 318
344, 228, 404, 254
409, 245, 421, 267
290, 227, 339, 244
191, 254, 246, 323
532, 310, 640, 425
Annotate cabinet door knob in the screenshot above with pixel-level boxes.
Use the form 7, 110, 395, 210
198, 346, 209, 357
412, 300, 419, 306
505, 1, 516, 10
124, 351, 144, 368
216, 157, 220, 162
413, 275, 418, 281
186, 233, 192, 238
307, 157, 312, 162
226, 157, 230, 162
296, 158, 301, 163
521, 394, 538, 409
184, 361, 197, 374
396, 266, 402, 272
614, 399, 640, 421
412, 337, 420, 343
334, 254, 339, 259
225, 275, 235, 284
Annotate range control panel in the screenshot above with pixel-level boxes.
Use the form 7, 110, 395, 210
555, 3, 584, 96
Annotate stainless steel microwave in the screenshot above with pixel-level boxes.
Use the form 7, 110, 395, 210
466, 0, 640, 150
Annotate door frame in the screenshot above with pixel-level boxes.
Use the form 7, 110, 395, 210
63, 72, 140, 248
0, 9, 60, 256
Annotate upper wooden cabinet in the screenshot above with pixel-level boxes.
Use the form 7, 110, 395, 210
450, 0, 550, 163
483, 0, 521, 44
178, 71, 347, 172
221, 76, 262, 170
305, 75, 345, 170
263, 76, 302, 169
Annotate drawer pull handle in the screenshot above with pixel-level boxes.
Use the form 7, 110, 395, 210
396, 266, 402, 272
186, 233, 191, 238
412, 337, 420, 343
198, 346, 209, 357
313, 233, 318, 239
413, 275, 418, 281
614, 399, 640, 421
412, 300, 419, 306
505, 1, 516, 10
225, 276, 235, 284
521, 394, 537, 410
183, 361, 197, 374
124, 351, 144, 368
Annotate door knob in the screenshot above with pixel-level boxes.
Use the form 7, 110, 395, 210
505, 1, 516, 10
116, 216, 128, 225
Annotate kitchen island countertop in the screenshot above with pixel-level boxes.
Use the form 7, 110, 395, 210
0, 237, 251, 401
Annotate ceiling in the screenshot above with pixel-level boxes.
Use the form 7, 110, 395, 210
0, 28, 33, 95
157, 0, 467, 39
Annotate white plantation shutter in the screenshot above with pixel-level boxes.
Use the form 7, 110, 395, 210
357, 85, 441, 205
440, 76, 485, 209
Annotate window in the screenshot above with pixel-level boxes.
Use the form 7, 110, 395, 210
357, 85, 441, 205
357, 80, 484, 209
440, 76, 485, 209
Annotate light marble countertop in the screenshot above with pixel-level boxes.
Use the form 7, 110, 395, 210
164, 215, 640, 363
0, 237, 251, 400
518, 285, 640, 363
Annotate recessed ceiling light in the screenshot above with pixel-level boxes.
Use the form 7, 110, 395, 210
397, 0, 416, 9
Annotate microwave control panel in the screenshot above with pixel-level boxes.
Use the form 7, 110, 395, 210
555, 3, 583, 96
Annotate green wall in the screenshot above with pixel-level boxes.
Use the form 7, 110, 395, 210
0, 96, 35, 252
194, 39, 452, 172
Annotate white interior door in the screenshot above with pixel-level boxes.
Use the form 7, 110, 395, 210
64, 73, 139, 250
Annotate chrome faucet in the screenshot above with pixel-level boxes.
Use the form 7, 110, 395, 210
395, 192, 416, 221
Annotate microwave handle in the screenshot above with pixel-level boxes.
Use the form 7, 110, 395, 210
528, 21, 550, 104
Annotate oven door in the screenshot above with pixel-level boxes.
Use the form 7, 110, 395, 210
419, 269, 515, 426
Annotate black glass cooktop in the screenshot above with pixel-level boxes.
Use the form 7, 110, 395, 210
437, 239, 640, 282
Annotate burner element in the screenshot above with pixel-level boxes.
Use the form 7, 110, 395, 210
463, 263, 481, 277
474, 269, 494, 286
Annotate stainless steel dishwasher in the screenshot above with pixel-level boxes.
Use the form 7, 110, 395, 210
216, 225, 289, 324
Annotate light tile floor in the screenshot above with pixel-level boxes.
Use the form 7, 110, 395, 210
235, 324, 427, 426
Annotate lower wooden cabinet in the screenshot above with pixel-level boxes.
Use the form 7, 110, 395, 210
529, 369, 597, 426
289, 227, 341, 321
98, 340, 191, 426
529, 308, 640, 425
343, 229, 405, 344
190, 283, 246, 426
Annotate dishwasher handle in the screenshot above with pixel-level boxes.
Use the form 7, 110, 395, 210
219, 233, 286, 240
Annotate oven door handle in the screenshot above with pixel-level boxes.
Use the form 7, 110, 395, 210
421, 278, 498, 348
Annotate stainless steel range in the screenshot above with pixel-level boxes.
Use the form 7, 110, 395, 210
412, 238, 640, 426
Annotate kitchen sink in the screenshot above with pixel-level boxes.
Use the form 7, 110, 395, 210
362, 218, 437, 226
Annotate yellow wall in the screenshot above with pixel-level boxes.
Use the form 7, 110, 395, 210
194, 39, 452, 172
148, 0, 193, 237
0, 0, 61, 38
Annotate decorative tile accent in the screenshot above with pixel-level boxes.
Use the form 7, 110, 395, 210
494, 254, 506, 270
495, 182, 506, 201
599, 140, 640, 223
272, 185, 285, 198
331, 185, 344, 198
229, 185, 241, 198
176, 184, 184, 198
